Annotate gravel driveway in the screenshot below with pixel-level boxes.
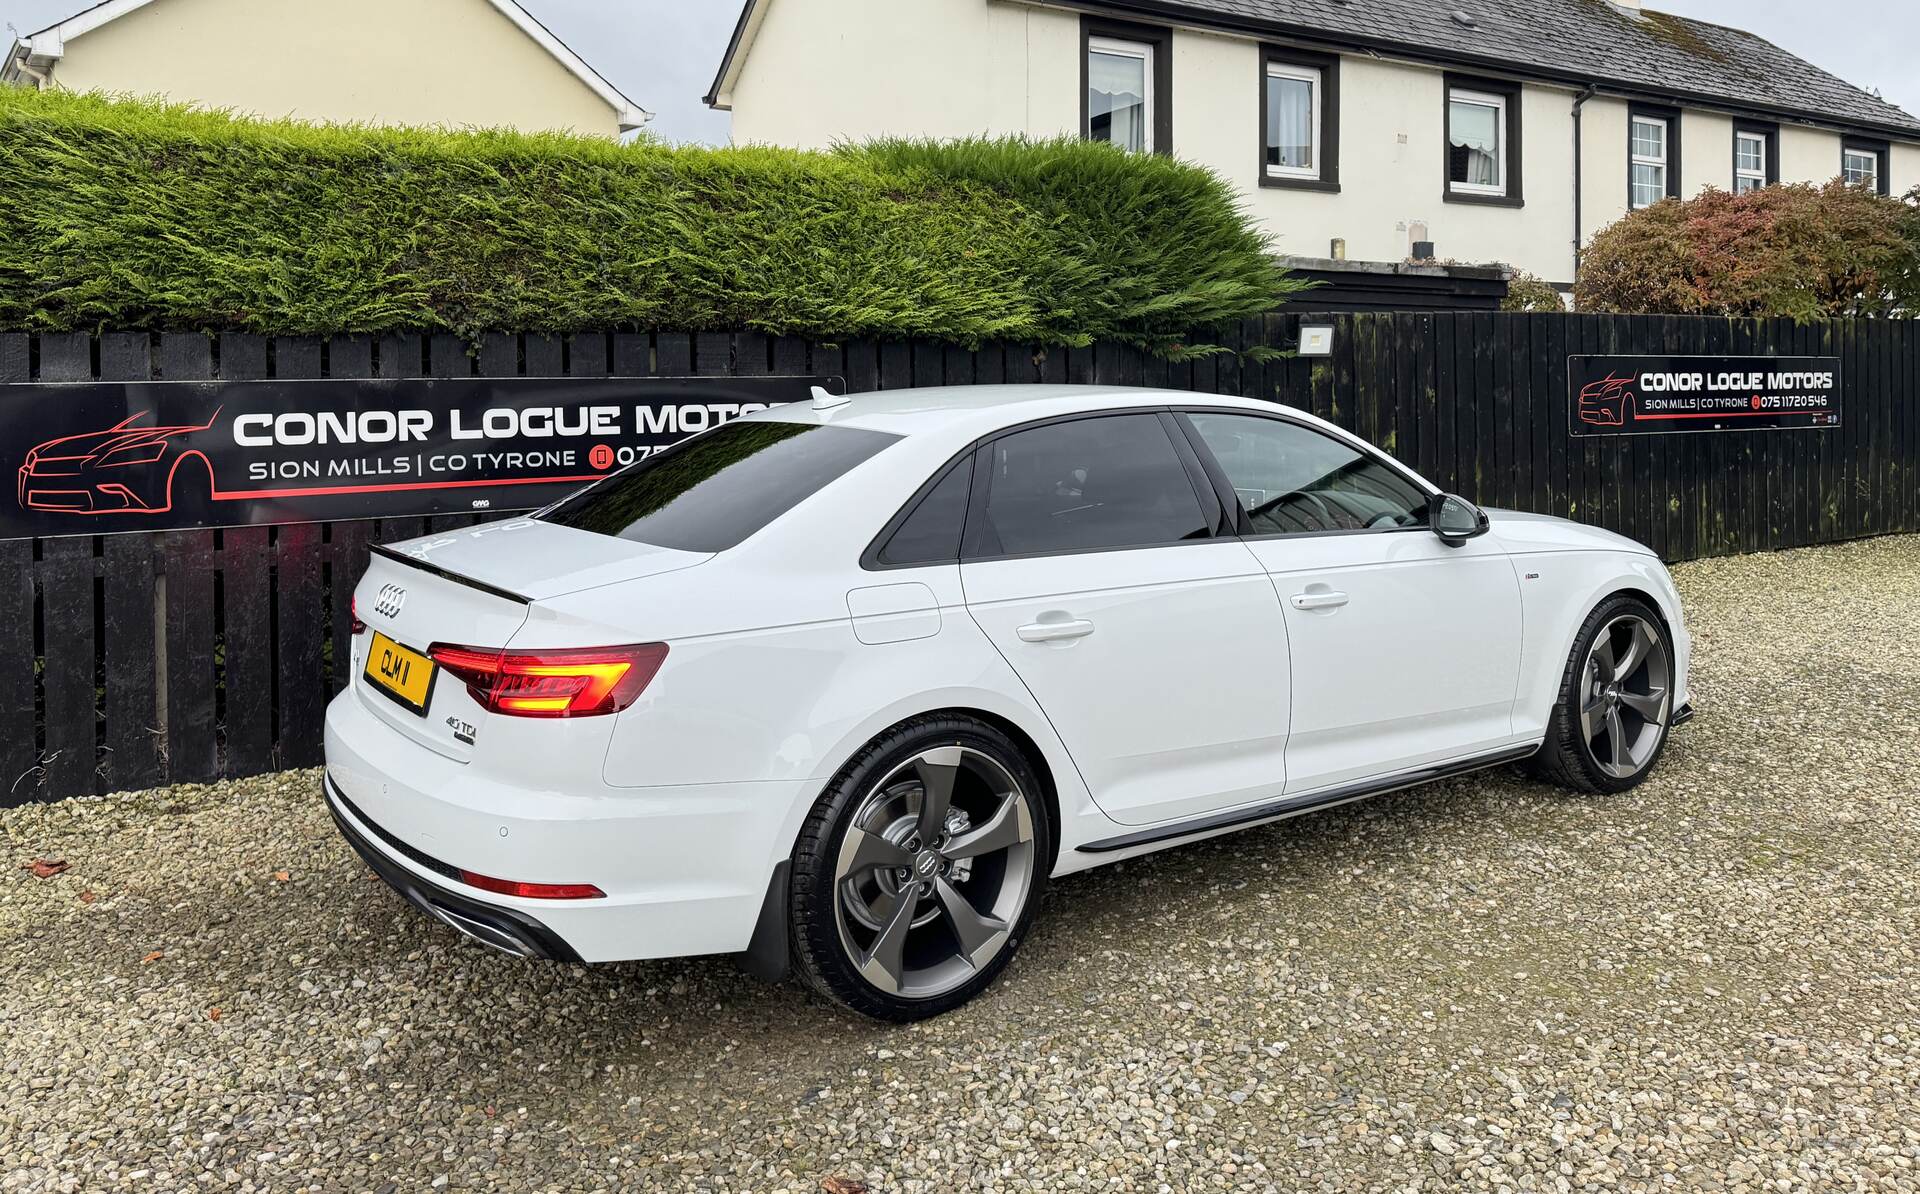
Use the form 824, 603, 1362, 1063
5, 535, 1920, 1192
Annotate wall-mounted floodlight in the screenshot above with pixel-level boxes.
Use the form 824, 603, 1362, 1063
1297, 325, 1335, 357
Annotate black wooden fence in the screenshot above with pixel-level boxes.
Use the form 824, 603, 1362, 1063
1, 312, 1915, 806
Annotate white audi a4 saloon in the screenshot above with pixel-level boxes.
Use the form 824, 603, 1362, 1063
325, 385, 1692, 1020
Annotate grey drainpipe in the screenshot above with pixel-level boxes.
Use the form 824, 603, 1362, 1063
1571, 84, 1599, 283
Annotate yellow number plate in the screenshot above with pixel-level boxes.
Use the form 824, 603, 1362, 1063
363, 631, 436, 715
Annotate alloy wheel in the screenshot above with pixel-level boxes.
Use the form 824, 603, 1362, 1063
832, 745, 1036, 999
1580, 614, 1672, 780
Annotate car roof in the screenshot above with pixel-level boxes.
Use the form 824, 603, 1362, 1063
742, 384, 1308, 442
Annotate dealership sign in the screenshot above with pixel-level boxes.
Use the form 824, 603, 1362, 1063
4, 376, 839, 539
1569, 356, 1841, 436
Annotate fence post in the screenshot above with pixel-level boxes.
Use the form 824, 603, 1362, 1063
0, 335, 35, 804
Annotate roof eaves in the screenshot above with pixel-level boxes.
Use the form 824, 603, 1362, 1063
26, 0, 157, 51
705, 0, 761, 111
24, 0, 653, 131
1061, 0, 1920, 140
483, 0, 652, 130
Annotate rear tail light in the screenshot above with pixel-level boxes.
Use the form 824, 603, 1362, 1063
457, 869, 605, 900
427, 643, 668, 718
350, 597, 366, 636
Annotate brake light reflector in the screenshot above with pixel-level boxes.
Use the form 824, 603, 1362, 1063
427, 642, 668, 718
457, 870, 605, 900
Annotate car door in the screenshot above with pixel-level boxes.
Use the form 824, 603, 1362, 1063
959, 411, 1292, 826
1177, 409, 1524, 794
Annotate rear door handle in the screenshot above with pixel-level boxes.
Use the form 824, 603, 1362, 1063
1290, 590, 1349, 611
1017, 618, 1096, 643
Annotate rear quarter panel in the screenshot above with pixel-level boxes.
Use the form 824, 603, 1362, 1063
534, 555, 1108, 878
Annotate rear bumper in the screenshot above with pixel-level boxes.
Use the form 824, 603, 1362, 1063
323, 688, 811, 963
328, 777, 581, 962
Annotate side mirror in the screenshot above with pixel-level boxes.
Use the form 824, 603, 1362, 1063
1430, 493, 1489, 545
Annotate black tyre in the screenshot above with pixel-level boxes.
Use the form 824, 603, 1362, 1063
788, 714, 1051, 1021
1528, 594, 1676, 794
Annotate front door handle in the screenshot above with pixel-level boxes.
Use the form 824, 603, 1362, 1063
1017, 618, 1096, 643
1290, 590, 1350, 611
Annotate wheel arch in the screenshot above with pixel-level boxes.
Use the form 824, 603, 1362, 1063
799, 702, 1065, 875
1523, 580, 1684, 794
1603, 584, 1671, 632
1514, 553, 1690, 740
1549, 576, 1688, 704
162, 448, 215, 511
921, 705, 1062, 874
740, 700, 1069, 986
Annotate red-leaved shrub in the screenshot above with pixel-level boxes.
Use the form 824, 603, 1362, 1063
1576, 182, 1920, 318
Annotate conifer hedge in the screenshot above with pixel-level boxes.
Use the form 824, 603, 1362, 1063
0, 90, 1297, 347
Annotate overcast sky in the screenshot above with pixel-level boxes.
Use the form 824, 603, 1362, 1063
2, 0, 1914, 144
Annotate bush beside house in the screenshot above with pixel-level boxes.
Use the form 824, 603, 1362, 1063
0, 90, 1297, 347
1576, 182, 1920, 319
1501, 272, 1566, 313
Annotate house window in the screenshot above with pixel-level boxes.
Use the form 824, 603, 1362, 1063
1082, 19, 1171, 155
1734, 132, 1766, 193
1261, 48, 1338, 190
1842, 141, 1888, 194
1087, 37, 1152, 153
1266, 65, 1318, 176
1841, 148, 1875, 184
1447, 88, 1506, 196
1733, 123, 1776, 194
1630, 115, 1669, 208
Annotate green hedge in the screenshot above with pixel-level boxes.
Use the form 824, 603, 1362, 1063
0, 90, 1298, 347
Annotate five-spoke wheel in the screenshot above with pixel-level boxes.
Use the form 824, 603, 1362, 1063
1579, 613, 1672, 780
1530, 595, 1676, 794
832, 745, 1036, 999
789, 717, 1051, 1020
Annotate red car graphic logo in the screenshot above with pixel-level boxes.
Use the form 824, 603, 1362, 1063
17, 409, 220, 515
1577, 374, 1635, 427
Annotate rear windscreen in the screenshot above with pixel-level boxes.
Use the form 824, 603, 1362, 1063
538, 420, 899, 552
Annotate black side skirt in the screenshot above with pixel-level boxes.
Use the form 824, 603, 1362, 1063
1076, 743, 1541, 855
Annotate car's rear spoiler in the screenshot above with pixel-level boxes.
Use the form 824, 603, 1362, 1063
369, 543, 531, 606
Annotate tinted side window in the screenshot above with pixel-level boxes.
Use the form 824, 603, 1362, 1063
969, 414, 1212, 558
876, 457, 972, 566
540, 420, 898, 552
1185, 413, 1428, 534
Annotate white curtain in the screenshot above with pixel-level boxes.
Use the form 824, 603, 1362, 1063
1089, 50, 1147, 153
1449, 101, 1498, 186
1266, 76, 1313, 170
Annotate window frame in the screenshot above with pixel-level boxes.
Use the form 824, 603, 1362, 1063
860, 454, 976, 571
861, 403, 1450, 570
1443, 75, 1523, 207
1171, 407, 1440, 542
1841, 138, 1890, 195
1732, 121, 1777, 194
958, 409, 1227, 563
1081, 17, 1173, 157
1628, 103, 1682, 210
1259, 46, 1340, 193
